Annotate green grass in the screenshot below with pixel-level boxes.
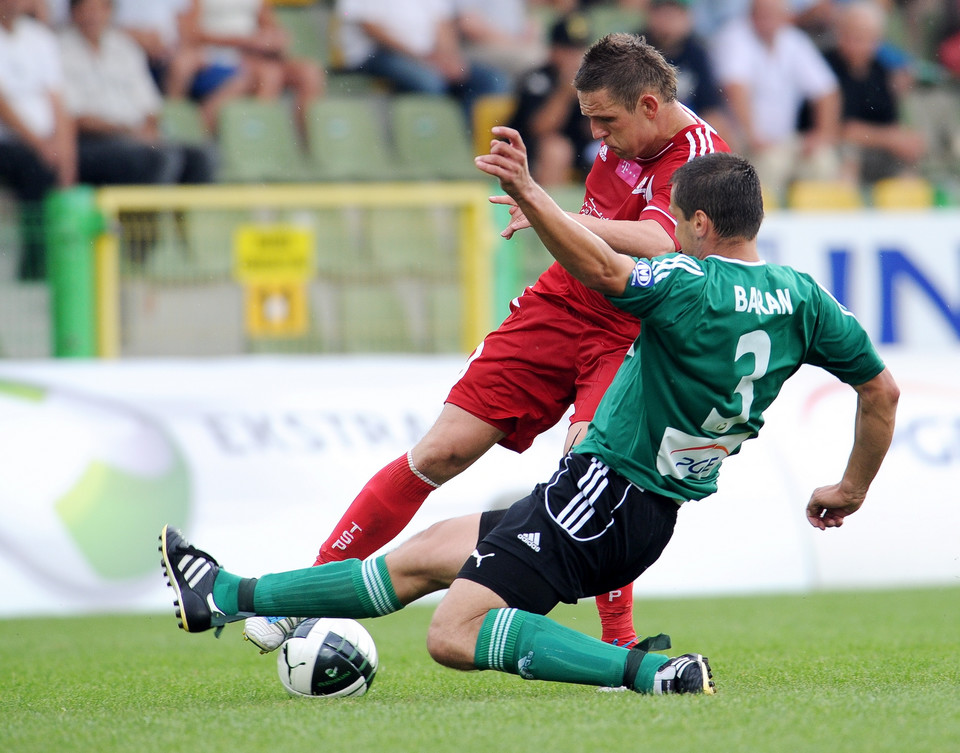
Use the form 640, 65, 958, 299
2, 587, 958, 753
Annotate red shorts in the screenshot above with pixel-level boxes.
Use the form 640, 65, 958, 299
445, 290, 640, 452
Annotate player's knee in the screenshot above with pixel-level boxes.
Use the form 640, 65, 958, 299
426, 611, 477, 671
412, 425, 499, 483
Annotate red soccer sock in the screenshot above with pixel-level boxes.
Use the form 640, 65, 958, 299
595, 581, 637, 645
314, 453, 438, 566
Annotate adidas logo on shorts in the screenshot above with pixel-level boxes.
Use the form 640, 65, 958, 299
517, 532, 541, 552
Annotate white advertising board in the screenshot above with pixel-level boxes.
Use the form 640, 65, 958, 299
0, 351, 956, 619
759, 210, 960, 348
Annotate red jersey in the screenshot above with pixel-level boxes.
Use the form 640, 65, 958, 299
528, 118, 730, 327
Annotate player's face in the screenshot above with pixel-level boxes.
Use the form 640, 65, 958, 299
578, 88, 652, 160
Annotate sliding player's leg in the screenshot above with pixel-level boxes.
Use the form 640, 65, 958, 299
160, 513, 484, 631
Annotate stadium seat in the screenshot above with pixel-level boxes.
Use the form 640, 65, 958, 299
471, 94, 517, 158
428, 282, 462, 352
390, 94, 478, 180
217, 99, 316, 183
365, 206, 458, 280
160, 99, 208, 146
326, 72, 387, 95
870, 176, 934, 209
786, 180, 864, 210
586, 4, 642, 38
307, 96, 399, 181
338, 283, 418, 352
293, 207, 367, 280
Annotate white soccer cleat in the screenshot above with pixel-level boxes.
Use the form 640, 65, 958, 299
243, 616, 304, 653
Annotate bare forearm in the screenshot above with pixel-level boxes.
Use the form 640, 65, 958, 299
573, 213, 675, 257
811, 91, 841, 143
841, 368, 899, 498
515, 182, 634, 295
805, 367, 899, 529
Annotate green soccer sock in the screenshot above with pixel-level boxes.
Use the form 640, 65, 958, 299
211, 556, 402, 619
473, 608, 668, 693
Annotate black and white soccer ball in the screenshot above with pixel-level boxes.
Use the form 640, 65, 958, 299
277, 617, 379, 698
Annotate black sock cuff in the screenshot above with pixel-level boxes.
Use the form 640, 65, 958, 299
238, 578, 258, 613
622, 648, 647, 689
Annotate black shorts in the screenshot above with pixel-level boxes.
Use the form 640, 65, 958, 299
457, 453, 680, 615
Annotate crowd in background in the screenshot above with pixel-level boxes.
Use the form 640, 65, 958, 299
1, 0, 959, 279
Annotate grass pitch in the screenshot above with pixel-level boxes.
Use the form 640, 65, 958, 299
2, 586, 957, 753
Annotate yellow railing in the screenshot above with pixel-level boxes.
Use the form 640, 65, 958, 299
93, 182, 495, 358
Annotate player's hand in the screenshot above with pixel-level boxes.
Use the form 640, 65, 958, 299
474, 126, 536, 202
487, 195, 530, 239
805, 483, 865, 530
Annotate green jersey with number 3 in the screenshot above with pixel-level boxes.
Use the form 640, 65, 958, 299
574, 253, 885, 502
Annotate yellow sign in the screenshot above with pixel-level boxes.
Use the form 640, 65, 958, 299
245, 282, 308, 337
234, 224, 315, 283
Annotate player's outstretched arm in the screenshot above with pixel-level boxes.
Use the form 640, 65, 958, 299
806, 368, 900, 530
475, 126, 635, 295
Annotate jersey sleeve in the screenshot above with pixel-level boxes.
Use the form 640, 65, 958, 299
607, 254, 703, 317
805, 282, 885, 385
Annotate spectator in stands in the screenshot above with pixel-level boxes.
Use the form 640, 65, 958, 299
936, 1, 960, 78
690, 0, 832, 46
825, 0, 926, 184
508, 11, 597, 185
0, 0, 76, 279
639, 0, 732, 139
335, 0, 511, 120
59, 0, 216, 186
181, 0, 324, 141
709, 0, 842, 199
113, 1, 202, 92
455, 0, 548, 83
29, 0, 66, 26
108, 1, 247, 135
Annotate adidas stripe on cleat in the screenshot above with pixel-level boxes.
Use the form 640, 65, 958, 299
159, 524, 249, 634
652, 653, 716, 695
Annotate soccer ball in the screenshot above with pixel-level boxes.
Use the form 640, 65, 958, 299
277, 617, 379, 698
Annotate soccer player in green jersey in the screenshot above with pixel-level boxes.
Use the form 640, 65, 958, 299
161, 144, 899, 695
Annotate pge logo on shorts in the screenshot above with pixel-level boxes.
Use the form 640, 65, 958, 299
630, 260, 654, 288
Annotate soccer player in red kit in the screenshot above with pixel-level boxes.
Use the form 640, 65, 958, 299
244, 33, 730, 653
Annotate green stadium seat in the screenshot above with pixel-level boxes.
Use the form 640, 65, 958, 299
160, 99, 209, 146
217, 99, 316, 183
306, 96, 400, 181
295, 207, 367, 280
428, 282, 463, 352
390, 94, 478, 180
365, 206, 458, 280
338, 283, 418, 352
585, 4, 642, 38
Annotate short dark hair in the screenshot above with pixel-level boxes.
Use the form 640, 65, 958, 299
574, 33, 678, 111
671, 153, 765, 240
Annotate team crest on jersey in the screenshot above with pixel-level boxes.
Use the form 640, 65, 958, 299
630, 259, 654, 288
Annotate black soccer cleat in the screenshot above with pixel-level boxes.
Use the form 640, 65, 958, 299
159, 524, 244, 634
652, 653, 716, 695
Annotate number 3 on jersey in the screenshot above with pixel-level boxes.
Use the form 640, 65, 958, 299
655, 330, 770, 481
701, 330, 771, 434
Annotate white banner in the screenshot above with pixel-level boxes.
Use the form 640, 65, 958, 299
759, 211, 960, 348
0, 352, 956, 618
